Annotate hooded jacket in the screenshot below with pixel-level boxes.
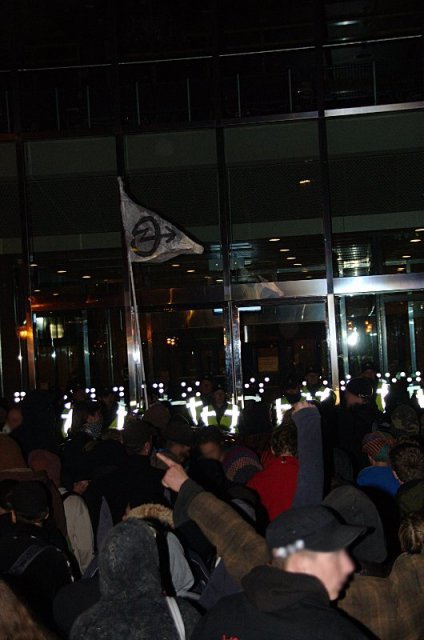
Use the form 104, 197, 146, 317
193, 565, 372, 639
70, 518, 199, 640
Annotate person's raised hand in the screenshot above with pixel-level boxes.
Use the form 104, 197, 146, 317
156, 452, 189, 493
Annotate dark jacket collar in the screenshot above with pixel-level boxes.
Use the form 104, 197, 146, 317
241, 564, 329, 613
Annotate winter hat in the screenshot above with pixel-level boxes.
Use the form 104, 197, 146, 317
323, 484, 387, 563
346, 377, 373, 399
142, 403, 171, 433
266, 504, 365, 558
362, 432, 395, 462
222, 446, 262, 484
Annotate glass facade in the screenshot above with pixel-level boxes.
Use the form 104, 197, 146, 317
0, 0, 423, 404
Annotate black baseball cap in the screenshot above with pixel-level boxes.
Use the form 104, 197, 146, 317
323, 485, 386, 563
266, 505, 365, 556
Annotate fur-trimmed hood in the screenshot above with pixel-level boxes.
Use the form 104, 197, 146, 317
126, 503, 174, 529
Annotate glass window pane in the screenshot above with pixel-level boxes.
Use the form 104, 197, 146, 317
325, 1, 423, 44
125, 130, 221, 290
221, 50, 317, 118
328, 111, 424, 277
226, 120, 325, 282
239, 302, 329, 401
20, 68, 114, 133
118, 0, 214, 60
141, 309, 225, 393
120, 59, 214, 128
19, 0, 112, 66
324, 40, 423, 109
221, 0, 315, 52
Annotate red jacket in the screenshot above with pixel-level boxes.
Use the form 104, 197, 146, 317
247, 455, 299, 522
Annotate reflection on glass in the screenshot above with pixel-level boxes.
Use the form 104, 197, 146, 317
226, 121, 325, 282
329, 112, 424, 277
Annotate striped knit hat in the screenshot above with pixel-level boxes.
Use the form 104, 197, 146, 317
362, 431, 395, 462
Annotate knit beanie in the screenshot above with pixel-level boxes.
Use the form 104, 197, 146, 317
362, 432, 395, 462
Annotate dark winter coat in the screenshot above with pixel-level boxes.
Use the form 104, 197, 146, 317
70, 518, 200, 640
0, 521, 74, 631
193, 565, 373, 639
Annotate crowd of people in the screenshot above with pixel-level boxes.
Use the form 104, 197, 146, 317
0, 363, 424, 639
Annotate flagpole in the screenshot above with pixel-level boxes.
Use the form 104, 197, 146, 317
127, 252, 149, 411
119, 174, 204, 413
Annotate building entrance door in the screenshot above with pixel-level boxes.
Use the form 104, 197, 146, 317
235, 301, 329, 404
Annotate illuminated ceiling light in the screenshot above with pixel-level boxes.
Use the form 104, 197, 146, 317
269, 238, 280, 242
30, 263, 38, 267
57, 269, 67, 274
397, 267, 405, 272
410, 238, 421, 243
216, 278, 223, 282
287, 256, 296, 260
171, 264, 180, 267
299, 179, 311, 185
347, 328, 359, 347
34, 289, 41, 293
52, 292, 59, 296
294, 263, 302, 266
82, 275, 92, 279
335, 19, 360, 26
415, 228, 424, 232
279, 248, 290, 252
186, 269, 195, 273
402, 255, 411, 259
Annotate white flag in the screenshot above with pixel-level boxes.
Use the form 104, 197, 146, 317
118, 178, 204, 263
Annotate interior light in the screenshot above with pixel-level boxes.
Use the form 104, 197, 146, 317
57, 270, 67, 274
347, 328, 359, 347
287, 256, 296, 261
186, 269, 195, 273
279, 248, 290, 252
299, 179, 311, 185
52, 292, 59, 296
269, 238, 280, 242
415, 228, 424, 232
82, 275, 92, 279
335, 20, 360, 26
294, 263, 302, 266
410, 238, 421, 243
171, 264, 180, 267
402, 255, 411, 259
